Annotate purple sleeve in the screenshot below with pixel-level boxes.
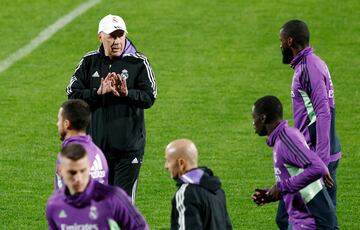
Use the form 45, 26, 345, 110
46, 203, 58, 230
112, 188, 149, 230
308, 62, 331, 165
277, 132, 328, 194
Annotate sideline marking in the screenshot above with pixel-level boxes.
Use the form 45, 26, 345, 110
0, 0, 100, 74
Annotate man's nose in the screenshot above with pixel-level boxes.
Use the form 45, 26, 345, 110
113, 36, 121, 43
73, 173, 81, 182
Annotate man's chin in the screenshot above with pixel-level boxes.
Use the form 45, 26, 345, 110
257, 128, 268, 136
111, 49, 123, 56
282, 58, 292, 64
74, 187, 86, 193
281, 48, 294, 64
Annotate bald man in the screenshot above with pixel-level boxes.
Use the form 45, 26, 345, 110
164, 139, 232, 230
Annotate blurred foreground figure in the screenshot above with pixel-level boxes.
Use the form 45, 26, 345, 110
46, 143, 149, 230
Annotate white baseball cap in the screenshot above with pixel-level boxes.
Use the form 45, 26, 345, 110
98, 14, 128, 34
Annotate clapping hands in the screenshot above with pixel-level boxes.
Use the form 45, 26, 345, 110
97, 72, 128, 97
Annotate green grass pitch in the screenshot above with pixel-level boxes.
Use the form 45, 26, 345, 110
0, 0, 359, 229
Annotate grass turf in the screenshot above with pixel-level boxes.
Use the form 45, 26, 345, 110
0, 0, 359, 229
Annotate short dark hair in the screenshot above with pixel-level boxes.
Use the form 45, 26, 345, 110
281, 19, 310, 47
61, 143, 87, 161
61, 99, 90, 131
254, 96, 283, 123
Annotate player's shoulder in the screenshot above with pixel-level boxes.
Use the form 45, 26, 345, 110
82, 49, 100, 59
93, 180, 112, 194
94, 182, 131, 205
304, 53, 328, 72
306, 51, 323, 63
46, 191, 64, 208
284, 125, 300, 135
176, 183, 200, 198
278, 125, 299, 140
93, 181, 120, 197
64, 137, 98, 154
175, 183, 216, 207
123, 52, 150, 63
278, 126, 307, 148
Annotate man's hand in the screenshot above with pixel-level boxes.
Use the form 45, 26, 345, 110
252, 189, 271, 206
323, 173, 334, 188
97, 72, 128, 97
114, 73, 128, 97
97, 73, 119, 96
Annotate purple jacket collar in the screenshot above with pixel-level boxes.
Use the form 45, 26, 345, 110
266, 121, 287, 147
62, 135, 91, 148
61, 178, 94, 208
180, 168, 205, 185
290, 47, 313, 69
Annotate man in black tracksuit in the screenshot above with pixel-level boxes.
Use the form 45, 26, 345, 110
66, 14, 156, 204
165, 139, 232, 229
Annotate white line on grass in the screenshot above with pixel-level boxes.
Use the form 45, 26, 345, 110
0, 0, 101, 75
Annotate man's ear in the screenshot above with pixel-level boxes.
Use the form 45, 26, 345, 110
98, 33, 102, 42
64, 119, 71, 130
58, 165, 62, 177
287, 37, 294, 48
178, 158, 187, 174
260, 114, 267, 124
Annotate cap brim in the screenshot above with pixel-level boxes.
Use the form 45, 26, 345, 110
101, 27, 127, 35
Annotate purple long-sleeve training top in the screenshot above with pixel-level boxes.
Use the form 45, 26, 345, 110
267, 121, 328, 229
46, 179, 149, 230
290, 47, 341, 165
55, 135, 109, 191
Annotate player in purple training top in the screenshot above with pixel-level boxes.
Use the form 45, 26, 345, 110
279, 19, 341, 229
251, 96, 337, 230
46, 143, 149, 230
55, 99, 109, 190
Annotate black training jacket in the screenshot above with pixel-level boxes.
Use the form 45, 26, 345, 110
66, 41, 156, 155
171, 167, 232, 230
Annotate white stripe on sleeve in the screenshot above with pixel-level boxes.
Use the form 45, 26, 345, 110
124, 53, 157, 98
175, 183, 189, 230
